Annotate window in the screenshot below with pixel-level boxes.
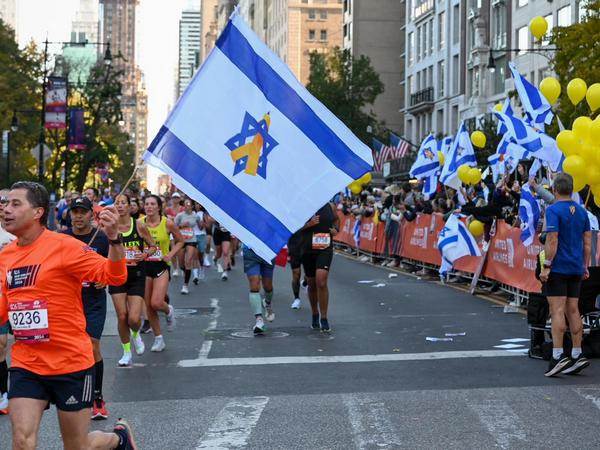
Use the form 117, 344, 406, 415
517, 26, 528, 54
437, 109, 444, 133
320, 10, 328, 19
517, 0, 527, 7
467, 19, 475, 57
438, 12, 445, 49
542, 14, 553, 46
492, 3, 507, 48
438, 60, 445, 97
309, 29, 316, 40
320, 29, 328, 41
493, 56, 506, 94
558, 5, 571, 26
452, 5, 459, 45
423, 22, 429, 57
427, 65, 433, 87
408, 32, 414, 66
578, 0, 588, 22
417, 26, 422, 61
452, 54, 459, 94
452, 105, 459, 129
308, 9, 316, 19
428, 19, 434, 54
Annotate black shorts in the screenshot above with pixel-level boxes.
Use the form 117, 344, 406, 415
184, 242, 197, 248
83, 293, 107, 340
145, 261, 170, 279
288, 242, 302, 270
109, 265, 146, 297
302, 248, 333, 278
213, 229, 231, 246
545, 272, 582, 298
8, 366, 94, 412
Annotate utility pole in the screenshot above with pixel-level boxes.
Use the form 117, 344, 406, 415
39, 39, 49, 182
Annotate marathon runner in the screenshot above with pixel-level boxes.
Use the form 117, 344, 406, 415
0, 189, 15, 415
287, 230, 304, 310
301, 202, 339, 332
143, 195, 183, 351
165, 192, 183, 277
175, 199, 203, 294
62, 197, 112, 421
110, 194, 154, 367
193, 203, 208, 282
0, 181, 137, 449
213, 222, 232, 281
242, 244, 275, 334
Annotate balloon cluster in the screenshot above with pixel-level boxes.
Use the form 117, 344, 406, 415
348, 172, 372, 195
457, 164, 482, 186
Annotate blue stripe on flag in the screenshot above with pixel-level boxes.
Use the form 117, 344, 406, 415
147, 126, 291, 253
458, 224, 477, 256
412, 161, 440, 177
438, 235, 458, 251
216, 21, 372, 180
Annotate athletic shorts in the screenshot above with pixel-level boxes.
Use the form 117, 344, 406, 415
302, 248, 333, 278
545, 272, 582, 298
288, 242, 302, 270
196, 234, 207, 250
145, 261, 170, 279
184, 241, 197, 248
0, 321, 9, 335
243, 248, 274, 278
109, 266, 146, 297
8, 366, 94, 412
83, 294, 107, 340
213, 229, 231, 246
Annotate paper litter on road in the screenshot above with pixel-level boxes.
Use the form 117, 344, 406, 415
426, 337, 453, 342
372, 283, 386, 288
501, 338, 530, 343
445, 332, 466, 337
388, 273, 398, 279
494, 343, 525, 349
357, 280, 375, 284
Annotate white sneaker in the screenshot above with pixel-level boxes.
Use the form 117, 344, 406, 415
172, 268, 181, 277
181, 284, 189, 295
0, 392, 8, 410
166, 305, 176, 331
265, 304, 275, 322
291, 298, 301, 309
253, 317, 265, 334
151, 336, 166, 352
217, 263, 224, 273
198, 267, 205, 280
203, 255, 212, 267
118, 352, 132, 367
221, 271, 228, 281
132, 333, 145, 355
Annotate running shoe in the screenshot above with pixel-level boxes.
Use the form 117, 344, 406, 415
0, 392, 8, 414
311, 314, 320, 330
193, 276, 199, 285
562, 354, 590, 375
203, 255, 212, 267
320, 318, 331, 333
166, 305, 176, 331
132, 333, 145, 355
265, 303, 275, 322
181, 284, 189, 295
151, 336, 166, 352
253, 317, 265, 334
301, 278, 308, 291
544, 353, 572, 377
221, 271, 228, 281
141, 320, 152, 334
92, 399, 109, 421
217, 262, 224, 273
291, 298, 301, 309
198, 267, 205, 280
173, 268, 181, 277
113, 419, 138, 450
118, 352, 132, 367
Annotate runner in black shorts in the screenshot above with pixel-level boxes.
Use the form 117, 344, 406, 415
110, 194, 154, 368
213, 223, 232, 280
288, 230, 304, 310
62, 197, 111, 420
301, 202, 339, 332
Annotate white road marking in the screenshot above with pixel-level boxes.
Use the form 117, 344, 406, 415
575, 387, 600, 411
501, 338, 530, 343
178, 349, 524, 368
468, 400, 527, 449
178, 298, 219, 366
343, 394, 401, 449
196, 396, 269, 449
494, 343, 525, 349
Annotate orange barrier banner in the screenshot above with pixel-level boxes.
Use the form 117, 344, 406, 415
399, 214, 443, 265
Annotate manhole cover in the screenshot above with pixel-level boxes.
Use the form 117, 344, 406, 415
174, 308, 198, 317
230, 331, 290, 338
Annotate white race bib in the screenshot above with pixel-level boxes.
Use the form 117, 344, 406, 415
312, 233, 331, 250
9, 299, 50, 343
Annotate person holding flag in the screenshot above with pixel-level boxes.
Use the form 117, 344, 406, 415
437, 214, 482, 279
243, 243, 276, 334
440, 122, 477, 189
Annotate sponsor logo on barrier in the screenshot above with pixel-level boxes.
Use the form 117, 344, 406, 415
360, 222, 374, 241
409, 227, 429, 249
491, 239, 515, 268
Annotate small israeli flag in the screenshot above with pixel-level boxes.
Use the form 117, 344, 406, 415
509, 62, 554, 127
440, 122, 477, 190
143, 13, 372, 261
518, 183, 541, 247
353, 217, 361, 247
410, 134, 439, 179
437, 214, 482, 276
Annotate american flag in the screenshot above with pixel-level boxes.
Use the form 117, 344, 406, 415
390, 133, 411, 159
372, 138, 395, 172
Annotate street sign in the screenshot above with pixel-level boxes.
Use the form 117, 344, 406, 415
383, 162, 391, 178
30, 144, 52, 162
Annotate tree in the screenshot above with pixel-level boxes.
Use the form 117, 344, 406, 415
306, 48, 385, 144
550, 1, 600, 128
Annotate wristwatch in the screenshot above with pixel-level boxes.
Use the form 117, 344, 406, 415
543, 259, 552, 268
108, 234, 123, 246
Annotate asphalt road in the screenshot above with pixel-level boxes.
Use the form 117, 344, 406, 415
2, 251, 600, 449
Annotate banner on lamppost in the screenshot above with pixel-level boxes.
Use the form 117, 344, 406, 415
2, 130, 8, 157
68, 108, 86, 150
96, 162, 110, 183
45, 76, 67, 129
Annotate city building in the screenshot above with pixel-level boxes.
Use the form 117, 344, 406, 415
343, 0, 405, 134
200, 0, 219, 63
177, 8, 201, 100
62, 0, 99, 85
217, 0, 238, 34
0, 0, 16, 38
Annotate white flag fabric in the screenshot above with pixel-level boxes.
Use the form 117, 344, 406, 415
438, 214, 482, 276
409, 134, 439, 179
440, 121, 477, 190
143, 13, 372, 261
508, 62, 554, 127
518, 184, 541, 247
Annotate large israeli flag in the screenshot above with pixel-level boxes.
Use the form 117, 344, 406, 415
518, 183, 541, 247
143, 13, 372, 261
440, 122, 477, 190
509, 62, 554, 127
437, 214, 482, 276
410, 134, 439, 179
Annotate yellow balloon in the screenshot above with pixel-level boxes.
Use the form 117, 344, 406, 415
579, 142, 594, 163
556, 130, 578, 156
359, 172, 372, 185
468, 167, 482, 185
437, 151, 445, 166
493, 103, 503, 112
587, 165, 600, 186
590, 121, 600, 142
572, 116, 593, 141
563, 155, 586, 177
572, 174, 587, 193
468, 220, 485, 238
529, 16, 548, 40
471, 131, 486, 148
457, 164, 471, 184
349, 182, 362, 195
539, 77, 561, 105
586, 83, 600, 112
567, 78, 588, 106
592, 183, 600, 199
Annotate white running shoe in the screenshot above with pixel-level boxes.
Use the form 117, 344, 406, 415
118, 352, 132, 367
166, 305, 176, 331
253, 317, 265, 334
0, 392, 8, 410
203, 255, 212, 267
132, 333, 145, 355
181, 284, 189, 295
265, 304, 275, 322
172, 268, 181, 277
151, 336, 166, 352
291, 298, 301, 309
198, 267, 205, 280
221, 271, 228, 281
217, 263, 224, 273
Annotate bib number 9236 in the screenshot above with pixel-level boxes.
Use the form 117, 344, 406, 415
8, 299, 50, 343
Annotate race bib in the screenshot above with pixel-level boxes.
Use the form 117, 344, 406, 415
8, 299, 50, 343
145, 247, 163, 261
180, 227, 194, 239
312, 233, 331, 250
125, 249, 142, 265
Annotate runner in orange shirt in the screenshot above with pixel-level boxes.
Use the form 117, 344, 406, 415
0, 182, 137, 449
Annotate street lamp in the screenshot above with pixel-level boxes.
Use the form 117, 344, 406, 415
103, 42, 112, 66
487, 47, 558, 74
10, 112, 18, 132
